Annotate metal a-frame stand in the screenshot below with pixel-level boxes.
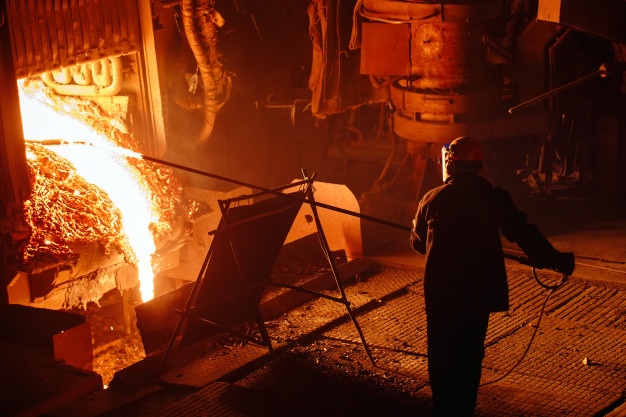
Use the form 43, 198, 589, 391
155, 173, 374, 380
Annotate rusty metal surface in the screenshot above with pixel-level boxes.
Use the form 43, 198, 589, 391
0, 0, 30, 205
360, 22, 410, 76
395, 109, 550, 144
5, 0, 140, 78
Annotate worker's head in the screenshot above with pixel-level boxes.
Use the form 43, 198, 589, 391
441, 136, 483, 181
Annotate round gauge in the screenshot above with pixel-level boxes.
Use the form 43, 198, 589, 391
414, 23, 444, 59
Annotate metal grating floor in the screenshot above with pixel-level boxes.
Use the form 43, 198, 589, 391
328, 263, 626, 417
147, 261, 626, 417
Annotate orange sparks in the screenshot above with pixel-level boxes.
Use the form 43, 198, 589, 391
17, 79, 184, 302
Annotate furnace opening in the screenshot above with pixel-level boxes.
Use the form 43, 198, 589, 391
15, 78, 203, 385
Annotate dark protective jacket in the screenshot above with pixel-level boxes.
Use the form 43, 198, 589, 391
410, 172, 561, 315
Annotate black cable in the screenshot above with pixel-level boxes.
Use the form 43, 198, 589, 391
532, 267, 569, 291
480, 268, 568, 387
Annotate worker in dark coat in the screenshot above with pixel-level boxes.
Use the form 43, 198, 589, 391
410, 136, 575, 417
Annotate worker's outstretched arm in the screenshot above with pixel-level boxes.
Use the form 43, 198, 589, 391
493, 187, 575, 275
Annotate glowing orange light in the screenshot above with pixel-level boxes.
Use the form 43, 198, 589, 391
18, 80, 157, 301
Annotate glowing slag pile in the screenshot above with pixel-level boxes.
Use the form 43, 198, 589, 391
18, 79, 186, 303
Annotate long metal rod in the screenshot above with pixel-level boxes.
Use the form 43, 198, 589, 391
504, 248, 626, 275
141, 154, 623, 275
305, 173, 376, 366
508, 65, 607, 114
141, 154, 412, 231
268, 281, 347, 304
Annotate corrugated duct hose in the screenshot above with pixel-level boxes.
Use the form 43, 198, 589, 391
181, 0, 232, 143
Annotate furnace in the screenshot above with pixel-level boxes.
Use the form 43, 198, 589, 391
0, 1, 625, 412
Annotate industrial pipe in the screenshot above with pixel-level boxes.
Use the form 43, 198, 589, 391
41, 57, 124, 96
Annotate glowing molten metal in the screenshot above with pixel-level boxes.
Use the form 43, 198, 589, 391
18, 80, 185, 303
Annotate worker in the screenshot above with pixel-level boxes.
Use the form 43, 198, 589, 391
410, 136, 575, 416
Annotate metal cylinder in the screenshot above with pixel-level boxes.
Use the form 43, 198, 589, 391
360, 0, 516, 144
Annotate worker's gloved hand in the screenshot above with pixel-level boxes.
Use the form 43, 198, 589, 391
552, 251, 575, 275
